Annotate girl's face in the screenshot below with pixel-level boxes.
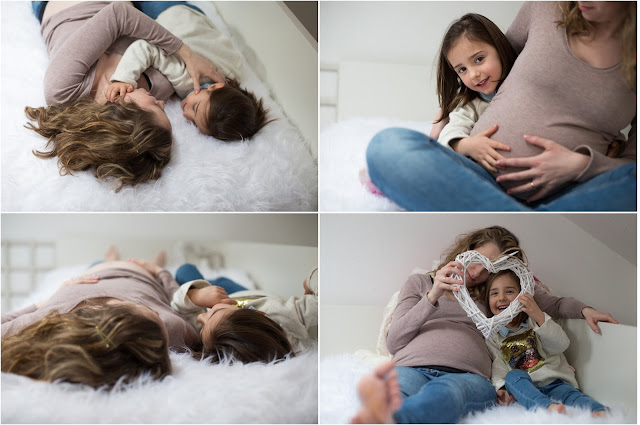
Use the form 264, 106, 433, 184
576, 2, 628, 24
488, 274, 520, 316
197, 303, 239, 346
464, 242, 501, 287
447, 37, 503, 96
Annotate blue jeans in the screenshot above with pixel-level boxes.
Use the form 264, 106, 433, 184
31, 1, 47, 22
505, 370, 607, 413
366, 128, 637, 211
393, 366, 496, 423
175, 263, 248, 294
131, 1, 204, 19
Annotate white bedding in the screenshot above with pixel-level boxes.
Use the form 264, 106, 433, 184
319, 118, 432, 211
1, 2, 317, 211
1, 264, 318, 423
319, 353, 635, 424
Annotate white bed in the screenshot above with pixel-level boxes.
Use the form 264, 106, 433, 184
1, 1, 317, 211
1, 261, 318, 423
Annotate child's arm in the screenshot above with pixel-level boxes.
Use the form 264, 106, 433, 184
170, 280, 235, 313
110, 39, 194, 98
521, 294, 571, 355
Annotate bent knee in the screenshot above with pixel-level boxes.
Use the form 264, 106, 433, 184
505, 369, 530, 384
366, 127, 432, 169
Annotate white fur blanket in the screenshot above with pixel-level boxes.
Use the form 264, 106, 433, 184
320, 353, 635, 424
1, 2, 317, 211
319, 118, 432, 211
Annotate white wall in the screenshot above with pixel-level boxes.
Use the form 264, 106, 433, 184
320, 214, 636, 325
319, 1, 524, 128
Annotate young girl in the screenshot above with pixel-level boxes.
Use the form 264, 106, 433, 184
170, 266, 318, 363
485, 270, 607, 416
434, 13, 517, 173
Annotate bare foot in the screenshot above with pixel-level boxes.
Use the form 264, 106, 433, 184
547, 403, 566, 414
350, 361, 401, 424
152, 251, 167, 268
105, 245, 120, 262
591, 410, 607, 418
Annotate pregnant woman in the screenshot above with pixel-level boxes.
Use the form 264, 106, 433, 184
366, 2, 636, 211
26, 1, 224, 191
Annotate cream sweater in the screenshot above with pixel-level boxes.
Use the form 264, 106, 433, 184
438, 98, 491, 148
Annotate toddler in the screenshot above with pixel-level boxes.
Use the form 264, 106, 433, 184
106, 5, 270, 141
485, 270, 607, 416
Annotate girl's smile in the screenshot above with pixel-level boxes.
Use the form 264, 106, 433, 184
447, 38, 502, 95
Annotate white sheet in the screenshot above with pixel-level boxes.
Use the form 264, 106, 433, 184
319, 117, 432, 211
319, 353, 635, 424
1, 2, 317, 211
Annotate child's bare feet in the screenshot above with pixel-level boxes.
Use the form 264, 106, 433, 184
105, 245, 120, 261
152, 250, 167, 268
547, 403, 566, 414
350, 361, 401, 424
591, 410, 607, 418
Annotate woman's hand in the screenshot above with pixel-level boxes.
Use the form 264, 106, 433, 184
104, 82, 133, 102
495, 135, 590, 202
427, 261, 464, 305
175, 44, 226, 94
126, 258, 163, 277
518, 294, 545, 326
581, 307, 619, 334
188, 286, 237, 309
451, 124, 510, 172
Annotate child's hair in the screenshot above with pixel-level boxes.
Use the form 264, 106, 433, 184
204, 79, 273, 141
432, 226, 524, 300
201, 308, 293, 363
1, 301, 171, 388
485, 269, 528, 328
556, 2, 636, 92
25, 97, 172, 192
436, 13, 518, 123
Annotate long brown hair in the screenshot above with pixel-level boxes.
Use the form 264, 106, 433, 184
432, 226, 524, 300
25, 97, 172, 192
1, 301, 171, 388
201, 308, 292, 363
205, 79, 273, 141
556, 2, 636, 92
485, 269, 528, 329
436, 13, 518, 123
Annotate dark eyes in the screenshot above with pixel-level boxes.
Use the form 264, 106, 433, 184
457, 67, 466, 74
475, 56, 484, 63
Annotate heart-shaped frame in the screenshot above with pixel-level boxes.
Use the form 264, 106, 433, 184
451, 250, 534, 339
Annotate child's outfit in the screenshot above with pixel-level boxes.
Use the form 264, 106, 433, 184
438, 92, 494, 148
170, 268, 318, 351
486, 313, 607, 413
110, 5, 243, 99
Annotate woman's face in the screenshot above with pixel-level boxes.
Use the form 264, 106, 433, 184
447, 38, 503, 96
124, 88, 172, 131
197, 303, 239, 346
464, 242, 502, 287
577, 2, 628, 24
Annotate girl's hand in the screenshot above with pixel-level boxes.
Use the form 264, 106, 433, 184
105, 82, 133, 102
518, 294, 545, 326
427, 261, 464, 305
188, 286, 237, 309
126, 258, 163, 277
495, 135, 589, 202
581, 307, 619, 334
175, 44, 226, 94
452, 125, 510, 172
497, 388, 515, 406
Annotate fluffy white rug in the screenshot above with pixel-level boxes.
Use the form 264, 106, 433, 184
319, 118, 432, 211
319, 353, 635, 424
1, 2, 317, 211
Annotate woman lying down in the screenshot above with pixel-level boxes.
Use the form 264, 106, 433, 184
1, 247, 317, 388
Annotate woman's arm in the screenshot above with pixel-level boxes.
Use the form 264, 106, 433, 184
44, 2, 182, 105
505, 2, 534, 53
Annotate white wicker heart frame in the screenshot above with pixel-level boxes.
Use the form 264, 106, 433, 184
451, 250, 534, 339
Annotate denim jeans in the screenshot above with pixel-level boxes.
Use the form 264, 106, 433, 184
505, 369, 607, 412
31, 1, 47, 22
393, 366, 496, 423
366, 128, 637, 211
131, 1, 204, 19
175, 263, 248, 294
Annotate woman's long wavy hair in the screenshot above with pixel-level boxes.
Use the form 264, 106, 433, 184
432, 226, 524, 300
1, 300, 171, 388
436, 13, 518, 123
25, 97, 172, 192
199, 308, 293, 364
556, 1, 636, 92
